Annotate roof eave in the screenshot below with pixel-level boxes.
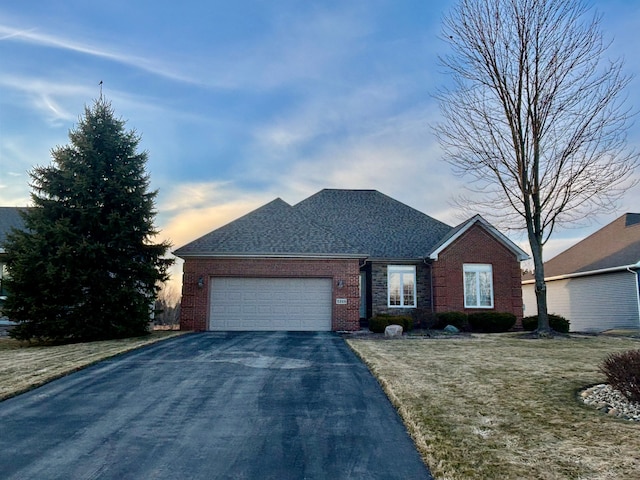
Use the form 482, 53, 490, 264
173, 252, 369, 260
521, 261, 640, 284
363, 256, 430, 263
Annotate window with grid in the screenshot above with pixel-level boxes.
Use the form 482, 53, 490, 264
387, 265, 416, 308
463, 264, 494, 308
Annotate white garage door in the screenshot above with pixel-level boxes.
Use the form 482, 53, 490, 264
209, 277, 333, 331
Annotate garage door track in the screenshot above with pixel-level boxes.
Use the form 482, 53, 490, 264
0, 332, 432, 479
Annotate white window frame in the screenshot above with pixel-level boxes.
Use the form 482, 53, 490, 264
463, 264, 494, 308
387, 265, 416, 308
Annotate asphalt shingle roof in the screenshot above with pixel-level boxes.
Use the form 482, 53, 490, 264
173, 198, 365, 257
174, 189, 454, 259
293, 189, 453, 259
540, 213, 640, 277
0, 207, 27, 249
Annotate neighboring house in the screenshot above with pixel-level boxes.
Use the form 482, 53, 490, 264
522, 213, 640, 332
0, 207, 27, 314
174, 189, 528, 332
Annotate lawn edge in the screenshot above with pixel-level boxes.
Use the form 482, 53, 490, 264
0, 331, 190, 402
346, 339, 436, 474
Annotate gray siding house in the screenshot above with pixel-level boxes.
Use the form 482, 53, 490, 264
0, 207, 26, 318
522, 213, 640, 332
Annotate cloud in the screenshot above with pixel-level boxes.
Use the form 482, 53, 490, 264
0, 74, 86, 123
253, 81, 406, 153
0, 4, 376, 95
156, 181, 275, 248
244, 89, 464, 222
0, 24, 200, 86
0, 135, 43, 206
196, 5, 374, 91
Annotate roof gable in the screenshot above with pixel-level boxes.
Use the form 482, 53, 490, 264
428, 214, 529, 261
293, 189, 453, 259
542, 213, 640, 277
173, 198, 365, 257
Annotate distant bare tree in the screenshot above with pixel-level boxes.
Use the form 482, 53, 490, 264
154, 282, 181, 329
435, 0, 638, 335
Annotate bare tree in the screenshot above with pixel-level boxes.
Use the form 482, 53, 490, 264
154, 282, 181, 329
435, 0, 638, 335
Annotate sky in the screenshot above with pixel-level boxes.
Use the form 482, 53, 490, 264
1, 0, 639, 289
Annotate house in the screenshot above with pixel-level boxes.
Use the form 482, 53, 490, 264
522, 213, 640, 332
0, 207, 26, 315
174, 189, 529, 332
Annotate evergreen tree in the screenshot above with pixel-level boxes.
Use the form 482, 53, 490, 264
4, 98, 173, 342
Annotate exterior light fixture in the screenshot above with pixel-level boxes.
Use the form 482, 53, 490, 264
336, 280, 344, 289
197, 276, 205, 289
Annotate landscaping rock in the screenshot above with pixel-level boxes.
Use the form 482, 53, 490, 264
384, 325, 403, 338
444, 325, 460, 334
579, 383, 640, 421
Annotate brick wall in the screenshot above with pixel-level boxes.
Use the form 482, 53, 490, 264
179, 257, 361, 331
432, 224, 524, 322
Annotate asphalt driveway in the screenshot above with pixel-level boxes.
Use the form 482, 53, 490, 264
0, 332, 431, 479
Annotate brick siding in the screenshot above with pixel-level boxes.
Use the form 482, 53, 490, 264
432, 224, 524, 323
179, 257, 361, 331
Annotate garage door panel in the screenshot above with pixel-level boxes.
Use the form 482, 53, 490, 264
210, 277, 332, 331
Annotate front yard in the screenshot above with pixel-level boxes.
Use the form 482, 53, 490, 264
2, 331, 639, 479
347, 333, 640, 480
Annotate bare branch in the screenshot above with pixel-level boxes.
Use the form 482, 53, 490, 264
434, 0, 639, 333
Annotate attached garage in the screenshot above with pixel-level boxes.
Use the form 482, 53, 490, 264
209, 277, 333, 331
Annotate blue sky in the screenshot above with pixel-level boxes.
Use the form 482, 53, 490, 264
1, 0, 639, 284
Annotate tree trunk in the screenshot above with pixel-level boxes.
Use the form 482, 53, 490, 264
529, 234, 551, 335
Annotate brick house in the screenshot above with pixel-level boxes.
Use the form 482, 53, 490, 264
174, 189, 528, 331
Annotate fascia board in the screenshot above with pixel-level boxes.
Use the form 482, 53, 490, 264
522, 262, 640, 284
172, 252, 369, 260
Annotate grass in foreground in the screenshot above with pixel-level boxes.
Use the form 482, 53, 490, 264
347, 334, 640, 480
0, 331, 185, 401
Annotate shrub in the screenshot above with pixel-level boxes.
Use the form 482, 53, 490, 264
468, 312, 516, 333
368, 314, 413, 333
600, 349, 640, 403
522, 314, 570, 333
434, 311, 469, 330
412, 308, 436, 330
368, 316, 388, 333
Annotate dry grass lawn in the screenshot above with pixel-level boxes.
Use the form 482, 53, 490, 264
3, 330, 639, 478
0, 331, 185, 401
347, 333, 640, 480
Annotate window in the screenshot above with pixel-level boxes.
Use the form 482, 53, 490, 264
388, 265, 416, 308
463, 264, 493, 308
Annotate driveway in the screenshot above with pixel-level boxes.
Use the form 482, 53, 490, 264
0, 332, 432, 479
